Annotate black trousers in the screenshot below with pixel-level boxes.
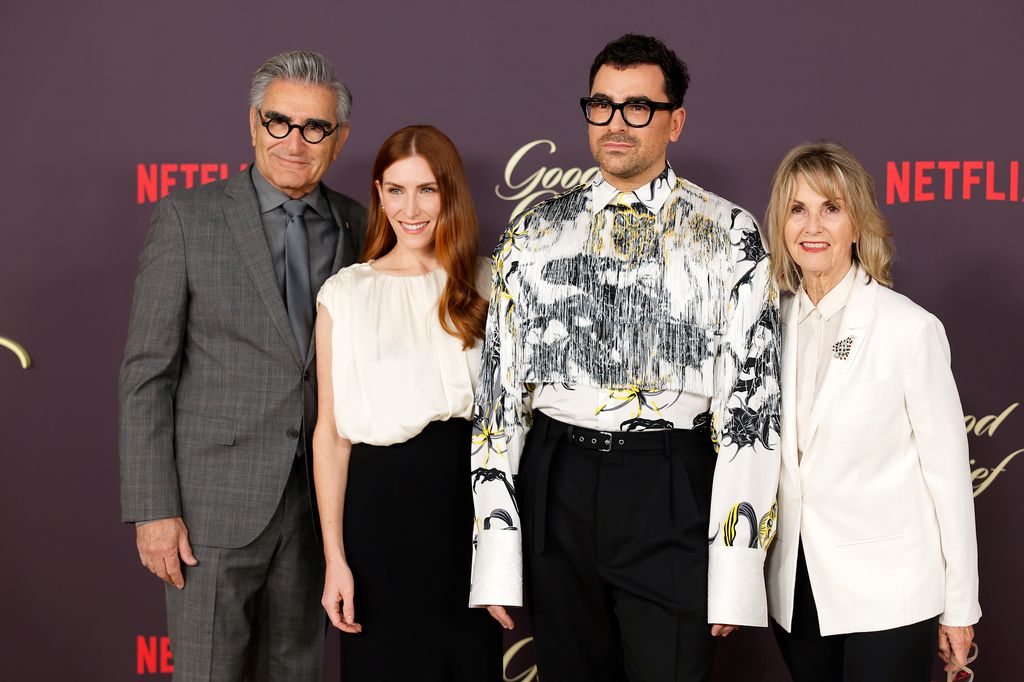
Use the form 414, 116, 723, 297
771, 543, 939, 682
340, 419, 502, 682
519, 411, 717, 682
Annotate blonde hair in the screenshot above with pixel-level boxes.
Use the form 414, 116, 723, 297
766, 141, 894, 293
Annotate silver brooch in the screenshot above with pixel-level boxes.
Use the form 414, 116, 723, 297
832, 336, 854, 360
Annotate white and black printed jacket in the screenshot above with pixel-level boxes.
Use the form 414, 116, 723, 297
469, 167, 781, 627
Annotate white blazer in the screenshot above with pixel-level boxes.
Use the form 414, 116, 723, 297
766, 267, 981, 635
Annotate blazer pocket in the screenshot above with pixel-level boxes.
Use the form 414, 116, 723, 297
834, 532, 903, 548
176, 410, 236, 446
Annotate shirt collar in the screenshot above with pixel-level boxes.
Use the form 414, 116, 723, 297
797, 263, 858, 323
590, 164, 677, 215
250, 164, 330, 220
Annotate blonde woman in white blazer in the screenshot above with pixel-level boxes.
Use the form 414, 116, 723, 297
763, 141, 980, 682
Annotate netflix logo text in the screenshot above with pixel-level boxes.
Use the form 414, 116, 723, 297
137, 163, 250, 204
136, 635, 173, 675
886, 160, 1022, 205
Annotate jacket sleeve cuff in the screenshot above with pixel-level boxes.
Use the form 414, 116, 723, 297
708, 545, 768, 626
939, 612, 982, 628
469, 529, 523, 607
939, 597, 982, 627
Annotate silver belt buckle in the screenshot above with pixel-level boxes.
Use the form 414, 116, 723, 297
597, 431, 613, 452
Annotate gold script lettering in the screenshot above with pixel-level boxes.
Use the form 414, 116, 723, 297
495, 139, 599, 223
964, 402, 1018, 437
971, 449, 1023, 497
965, 402, 1021, 496
0, 336, 31, 369
503, 636, 539, 682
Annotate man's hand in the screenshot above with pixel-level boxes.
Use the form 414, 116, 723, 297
486, 605, 515, 630
711, 623, 740, 637
136, 517, 197, 589
937, 624, 975, 673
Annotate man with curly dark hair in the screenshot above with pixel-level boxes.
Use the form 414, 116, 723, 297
468, 34, 782, 682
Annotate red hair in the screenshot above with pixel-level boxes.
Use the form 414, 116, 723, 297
362, 125, 487, 348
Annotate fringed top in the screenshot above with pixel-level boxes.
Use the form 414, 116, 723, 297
469, 167, 782, 628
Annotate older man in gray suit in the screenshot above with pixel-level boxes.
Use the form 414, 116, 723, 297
119, 51, 366, 681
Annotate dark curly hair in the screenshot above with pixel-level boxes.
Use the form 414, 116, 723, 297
589, 34, 690, 108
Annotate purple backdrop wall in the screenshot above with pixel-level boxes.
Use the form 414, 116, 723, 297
1, 0, 1021, 679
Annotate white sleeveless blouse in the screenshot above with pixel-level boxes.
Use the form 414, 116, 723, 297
315, 259, 489, 446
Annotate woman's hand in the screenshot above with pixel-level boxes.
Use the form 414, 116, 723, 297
937, 624, 975, 673
711, 624, 740, 637
486, 605, 515, 630
322, 560, 362, 633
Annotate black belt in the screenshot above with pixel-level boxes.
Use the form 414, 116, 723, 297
565, 424, 671, 452
562, 421, 708, 452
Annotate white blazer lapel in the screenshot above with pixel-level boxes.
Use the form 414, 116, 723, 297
780, 294, 800, 473
803, 268, 879, 453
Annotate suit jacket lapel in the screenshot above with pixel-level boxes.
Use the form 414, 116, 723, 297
803, 269, 878, 454
223, 171, 304, 368
301, 191, 358, 370
327, 193, 358, 274
780, 294, 801, 473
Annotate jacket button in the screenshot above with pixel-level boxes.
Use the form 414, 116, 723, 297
286, 428, 299, 439
303, 369, 311, 381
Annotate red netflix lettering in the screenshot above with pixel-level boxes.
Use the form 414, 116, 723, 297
135, 163, 250, 205
986, 161, 1006, 200
160, 636, 174, 673
937, 161, 959, 200
914, 161, 935, 201
180, 163, 199, 188
137, 165, 158, 204
160, 164, 178, 196
962, 161, 983, 200
886, 161, 910, 204
136, 635, 174, 674
886, 160, 1023, 205
201, 163, 220, 184
137, 635, 157, 674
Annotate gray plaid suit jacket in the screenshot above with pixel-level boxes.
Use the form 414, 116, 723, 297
119, 169, 366, 548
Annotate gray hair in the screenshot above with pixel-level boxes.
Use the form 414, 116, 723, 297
249, 50, 353, 125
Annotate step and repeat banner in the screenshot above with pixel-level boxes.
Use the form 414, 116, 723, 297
1, 1, 1020, 679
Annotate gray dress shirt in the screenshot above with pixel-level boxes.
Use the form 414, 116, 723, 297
251, 165, 339, 300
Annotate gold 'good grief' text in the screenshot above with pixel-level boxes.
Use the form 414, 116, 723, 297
495, 139, 599, 223
0, 336, 31, 369
503, 636, 538, 682
966, 402, 1020, 497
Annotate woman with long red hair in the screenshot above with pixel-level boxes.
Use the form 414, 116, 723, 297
312, 125, 500, 680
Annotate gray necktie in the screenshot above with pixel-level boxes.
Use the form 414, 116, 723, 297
283, 200, 313, 359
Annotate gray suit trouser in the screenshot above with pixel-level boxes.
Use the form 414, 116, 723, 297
165, 457, 325, 681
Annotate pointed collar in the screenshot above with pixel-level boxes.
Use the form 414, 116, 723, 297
797, 263, 858, 324
250, 164, 330, 219
590, 164, 676, 215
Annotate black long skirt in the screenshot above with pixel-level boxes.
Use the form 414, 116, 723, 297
340, 418, 503, 681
